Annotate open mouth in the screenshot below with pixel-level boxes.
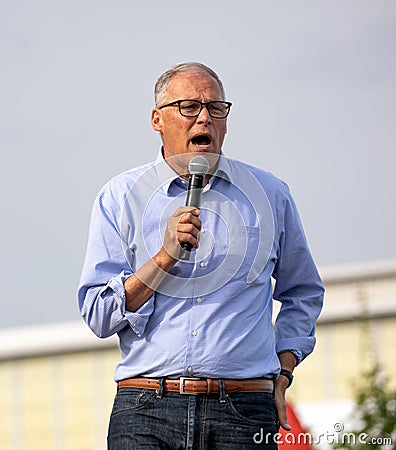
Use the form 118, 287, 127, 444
191, 134, 212, 146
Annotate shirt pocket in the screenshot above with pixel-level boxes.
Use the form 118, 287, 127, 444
220, 225, 264, 282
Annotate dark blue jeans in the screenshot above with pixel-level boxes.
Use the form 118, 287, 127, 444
107, 387, 279, 449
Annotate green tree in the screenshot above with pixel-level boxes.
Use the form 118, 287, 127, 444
333, 365, 396, 449
333, 286, 396, 449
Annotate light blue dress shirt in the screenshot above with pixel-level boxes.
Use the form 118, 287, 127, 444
78, 151, 324, 381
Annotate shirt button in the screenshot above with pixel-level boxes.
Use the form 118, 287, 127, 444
192, 330, 197, 336
188, 366, 193, 374
197, 297, 202, 303
199, 262, 206, 268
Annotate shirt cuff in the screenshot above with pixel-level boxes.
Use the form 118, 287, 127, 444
124, 297, 155, 337
276, 336, 316, 365
107, 273, 155, 337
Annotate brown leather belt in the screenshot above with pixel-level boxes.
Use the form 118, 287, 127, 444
118, 377, 274, 395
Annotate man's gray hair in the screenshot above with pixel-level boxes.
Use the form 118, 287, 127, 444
154, 62, 226, 107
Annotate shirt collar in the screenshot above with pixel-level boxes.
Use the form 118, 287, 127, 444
154, 149, 180, 194
154, 148, 235, 195
213, 153, 235, 184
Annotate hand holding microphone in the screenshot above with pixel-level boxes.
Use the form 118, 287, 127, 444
160, 156, 210, 263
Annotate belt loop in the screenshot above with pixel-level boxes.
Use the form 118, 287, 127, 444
218, 379, 227, 403
272, 374, 276, 395
155, 377, 165, 399
207, 378, 213, 395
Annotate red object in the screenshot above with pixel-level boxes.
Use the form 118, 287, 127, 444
278, 403, 313, 449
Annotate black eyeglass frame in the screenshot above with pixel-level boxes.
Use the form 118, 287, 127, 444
158, 99, 232, 119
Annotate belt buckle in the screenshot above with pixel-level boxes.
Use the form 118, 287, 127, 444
179, 377, 201, 395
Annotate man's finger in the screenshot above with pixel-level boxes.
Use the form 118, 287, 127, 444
277, 403, 291, 431
174, 206, 200, 218
274, 383, 291, 431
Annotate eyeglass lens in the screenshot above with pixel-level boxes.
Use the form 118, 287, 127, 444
179, 100, 229, 118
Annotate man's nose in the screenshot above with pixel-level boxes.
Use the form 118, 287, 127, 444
196, 105, 212, 124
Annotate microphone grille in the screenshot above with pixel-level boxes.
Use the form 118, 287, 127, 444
188, 156, 210, 176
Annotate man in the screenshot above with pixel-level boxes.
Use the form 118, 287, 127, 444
78, 62, 324, 449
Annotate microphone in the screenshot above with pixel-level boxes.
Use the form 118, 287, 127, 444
179, 155, 210, 260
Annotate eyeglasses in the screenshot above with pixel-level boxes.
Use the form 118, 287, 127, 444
158, 99, 232, 119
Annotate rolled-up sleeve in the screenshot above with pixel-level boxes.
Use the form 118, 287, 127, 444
272, 183, 324, 364
77, 182, 154, 338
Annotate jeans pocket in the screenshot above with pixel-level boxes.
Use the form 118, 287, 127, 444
226, 392, 278, 427
110, 388, 156, 417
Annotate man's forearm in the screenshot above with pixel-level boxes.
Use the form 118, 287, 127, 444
124, 248, 176, 312
278, 351, 297, 372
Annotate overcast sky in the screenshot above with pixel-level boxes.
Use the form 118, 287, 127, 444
1, 1, 395, 329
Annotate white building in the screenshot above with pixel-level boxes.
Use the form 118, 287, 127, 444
1, 259, 395, 450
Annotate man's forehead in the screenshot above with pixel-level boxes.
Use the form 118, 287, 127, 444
167, 71, 223, 95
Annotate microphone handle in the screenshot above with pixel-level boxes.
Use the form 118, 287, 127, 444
185, 173, 205, 207
180, 174, 204, 256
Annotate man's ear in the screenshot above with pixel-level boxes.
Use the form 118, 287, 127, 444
151, 108, 162, 132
